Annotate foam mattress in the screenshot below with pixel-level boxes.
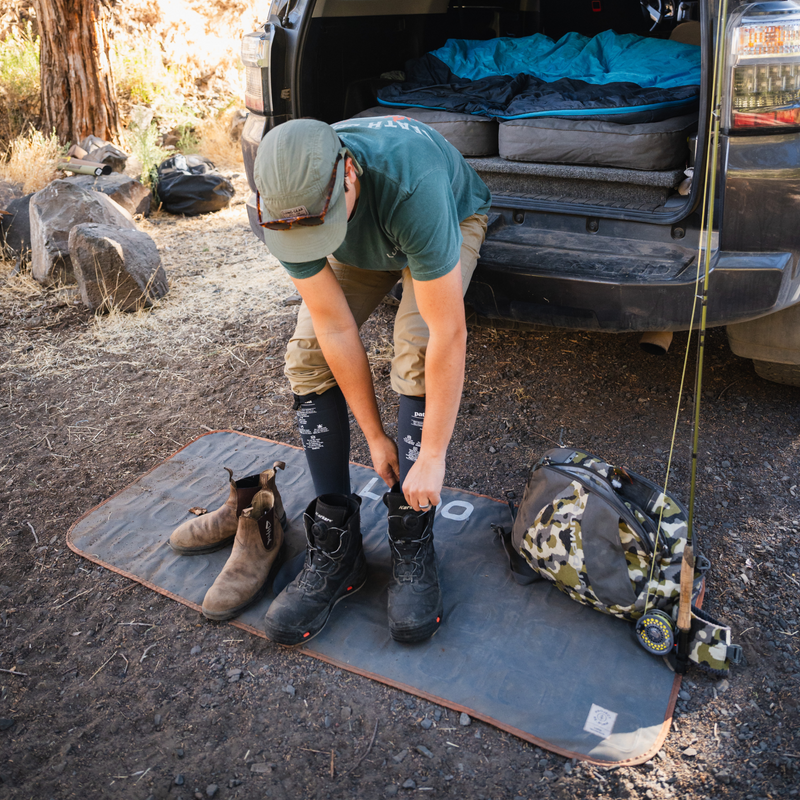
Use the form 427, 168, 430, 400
354, 106, 498, 157
498, 114, 698, 171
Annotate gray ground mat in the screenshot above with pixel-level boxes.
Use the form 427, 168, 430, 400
68, 431, 679, 765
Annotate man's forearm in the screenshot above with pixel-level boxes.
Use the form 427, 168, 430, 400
418, 326, 467, 462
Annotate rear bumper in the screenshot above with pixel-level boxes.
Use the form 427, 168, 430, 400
467, 248, 795, 332
464, 205, 799, 332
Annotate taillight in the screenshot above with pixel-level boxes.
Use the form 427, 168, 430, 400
241, 28, 273, 114
726, 1, 800, 131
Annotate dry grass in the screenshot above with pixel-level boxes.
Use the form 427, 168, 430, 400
1, 128, 64, 193
0, 195, 295, 383
194, 107, 245, 170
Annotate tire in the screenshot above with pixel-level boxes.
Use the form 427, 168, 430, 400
752, 360, 800, 387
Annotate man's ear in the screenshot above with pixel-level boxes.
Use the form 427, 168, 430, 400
343, 156, 357, 191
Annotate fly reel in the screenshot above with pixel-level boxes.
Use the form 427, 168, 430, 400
635, 610, 676, 656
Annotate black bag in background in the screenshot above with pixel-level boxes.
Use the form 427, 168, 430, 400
156, 155, 234, 216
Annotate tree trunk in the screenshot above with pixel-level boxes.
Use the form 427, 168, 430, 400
32, 0, 120, 145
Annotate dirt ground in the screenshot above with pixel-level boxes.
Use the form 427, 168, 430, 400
1, 175, 799, 800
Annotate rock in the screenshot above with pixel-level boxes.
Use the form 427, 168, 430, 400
0, 179, 23, 209
230, 109, 248, 142
86, 143, 129, 173
384, 785, 399, 797
154, 713, 162, 728
64, 174, 151, 217
190, 646, 201, 655
459, 712, 471, 726
176, 748, 185, 758
0, 719, 15, 731
66, 143, 88, 159
174, 773, 185, 785
415, 745, 434, 759
206, 784, 219, 797
80, 134, 109, 152
250, 763, 273, 774
543, 770, 556, 779
29, 180, 136, 285
69, 224, 168, 312
402, 779, 416, 789
682, 747, 698, 757
392, 749, 408, 764
0, 193, 33, 258
420, 718, 433, 730
281, 684, 296, 697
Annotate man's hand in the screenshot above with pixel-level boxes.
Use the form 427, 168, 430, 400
402, 454, 446, 511
368, 432, 400, 488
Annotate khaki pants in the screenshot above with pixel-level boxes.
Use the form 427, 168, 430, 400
285, 212, 488, 397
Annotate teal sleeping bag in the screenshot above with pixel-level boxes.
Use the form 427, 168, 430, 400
378, 30, 701, 123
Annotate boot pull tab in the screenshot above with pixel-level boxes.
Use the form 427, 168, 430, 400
259, 461, 287, 489
224, 466, 235, 486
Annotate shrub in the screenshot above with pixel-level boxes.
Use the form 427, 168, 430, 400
1, 128, 63, 194
0, 23, 41, 146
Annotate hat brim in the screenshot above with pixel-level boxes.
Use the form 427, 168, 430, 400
261, 162, 347, 265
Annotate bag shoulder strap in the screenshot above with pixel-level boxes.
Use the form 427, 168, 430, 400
493, 523, 542, 586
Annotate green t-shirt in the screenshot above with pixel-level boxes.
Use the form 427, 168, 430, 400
278, 116, 492, 281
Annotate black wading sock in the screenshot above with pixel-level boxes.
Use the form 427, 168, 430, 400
398, 394, 426, 486
293, 386, 351, 496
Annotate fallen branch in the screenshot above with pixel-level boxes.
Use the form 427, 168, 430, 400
53, 588, 92, 609
0, 668, 28, 677
90, 650, 119, 681
344, 720, 379, 776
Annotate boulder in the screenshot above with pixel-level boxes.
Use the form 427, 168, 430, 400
69, 224, 168, 311
79, 135, 109, 152
66, 144, 88, 159
0, 179, 23, 210
86, 143, 129, 174
64, 174, 151, 217
230, 109, 248, 142
29, 180, 137, 285
1, 194, 34, 259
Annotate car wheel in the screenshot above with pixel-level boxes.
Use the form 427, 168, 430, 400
752, 360, 800, 387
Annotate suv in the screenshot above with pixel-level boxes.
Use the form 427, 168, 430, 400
239, 0, 800, 387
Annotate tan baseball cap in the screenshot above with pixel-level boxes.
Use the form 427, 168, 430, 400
253, 119, 347, 263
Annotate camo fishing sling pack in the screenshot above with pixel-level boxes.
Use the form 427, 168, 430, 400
499, 448, 741, 676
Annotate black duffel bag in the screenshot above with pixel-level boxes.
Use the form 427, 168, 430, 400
156, 155, 234, 216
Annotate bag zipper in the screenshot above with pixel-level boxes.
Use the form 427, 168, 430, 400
538, 461, 659, 556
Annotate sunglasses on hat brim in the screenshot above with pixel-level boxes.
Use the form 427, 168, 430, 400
257, 151, 343, 231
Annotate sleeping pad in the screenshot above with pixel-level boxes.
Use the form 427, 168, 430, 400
378, 30, 701, 123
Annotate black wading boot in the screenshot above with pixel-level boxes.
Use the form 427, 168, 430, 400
383, 487, 443, 643
263, 493, 366, 645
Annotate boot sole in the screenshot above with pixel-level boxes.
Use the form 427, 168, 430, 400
169, 534, 235, 556
263, 561, 368, 647
389, 596, 444, 644
170, 512, 288, 556
201, 541, 287, 622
